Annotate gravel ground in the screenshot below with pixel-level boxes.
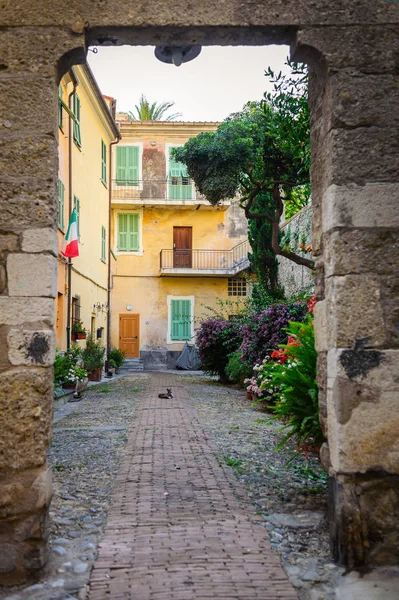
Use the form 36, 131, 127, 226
4, 372, 342, 600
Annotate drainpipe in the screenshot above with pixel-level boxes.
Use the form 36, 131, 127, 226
106, 136, 120, 369
66, 69, 79, 349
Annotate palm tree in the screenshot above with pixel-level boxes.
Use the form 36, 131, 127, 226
126, 94, 182, 121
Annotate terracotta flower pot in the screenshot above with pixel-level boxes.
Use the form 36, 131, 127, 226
246, 390, 252, 400
88, 368, 102, 382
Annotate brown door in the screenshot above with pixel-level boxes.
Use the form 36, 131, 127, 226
173, 226, 192, 268
119, 314, 140, 358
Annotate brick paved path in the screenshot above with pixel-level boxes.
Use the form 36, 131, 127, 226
89, 374, 298, 599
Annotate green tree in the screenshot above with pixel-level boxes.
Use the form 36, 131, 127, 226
173, 62, 313, 270
126, 94, 182, 121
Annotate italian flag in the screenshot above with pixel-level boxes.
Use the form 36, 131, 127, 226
62, 207, 79, 258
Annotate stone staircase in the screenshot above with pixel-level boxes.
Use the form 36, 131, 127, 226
119, 358, 144, 373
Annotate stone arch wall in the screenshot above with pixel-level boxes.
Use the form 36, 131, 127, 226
0, 1, 398, 583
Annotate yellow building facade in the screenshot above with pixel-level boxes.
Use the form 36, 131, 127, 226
57, 65, 119, 351
110, 120, 249, 368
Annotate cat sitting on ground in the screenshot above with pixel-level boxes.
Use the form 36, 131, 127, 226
158, 388, 173, 399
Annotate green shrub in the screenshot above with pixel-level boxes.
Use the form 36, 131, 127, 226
258, 316, 323, 448
196, 319, 242, 381
54, 345, 83, 386
82, 335, 105, 372
225, 351, 253, 385
109, 348, 126, 368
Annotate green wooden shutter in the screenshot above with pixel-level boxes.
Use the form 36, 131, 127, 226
127, 214, 139, 251
58, 179, 64, 230
117, 214, 128, 250
127, 146, 139, 184
116, 146, 139, 186
101, 140, 107, 184
116, 146, 127, 185
73, 94, 81, 147
101, 226, 106, 261
73, 195, 80, 238
170, 299, 191, 340
58, 86, 64, 130
169, 148, 191, 200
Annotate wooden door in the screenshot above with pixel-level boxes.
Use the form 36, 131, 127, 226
173, 226, 192, 268
119, 314, 140, 358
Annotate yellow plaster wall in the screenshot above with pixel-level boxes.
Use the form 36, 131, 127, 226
111, 207, 238, 277
110, 275, 239, 352
56, 66, 117, 350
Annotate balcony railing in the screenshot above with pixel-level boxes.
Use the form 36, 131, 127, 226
112, 178, 204, 202
160, 239, 250, 275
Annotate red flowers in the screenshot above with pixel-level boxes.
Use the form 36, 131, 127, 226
271, 350, 288, 364
306, 295, 316, 314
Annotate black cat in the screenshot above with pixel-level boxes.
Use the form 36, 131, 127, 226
158, 388, 173, 399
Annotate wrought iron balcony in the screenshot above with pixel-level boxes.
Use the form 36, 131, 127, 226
111, 178, 230, 208
160, 239, 250, 276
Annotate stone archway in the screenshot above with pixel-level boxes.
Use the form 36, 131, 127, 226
0, 2, 398, 583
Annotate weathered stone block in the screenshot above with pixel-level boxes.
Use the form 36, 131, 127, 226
0, 368, 53, 470
380, 275, 399, 348
327, 126, 399, 186
0, 465, 52, 519
326, 72, 399, 129
7, 254, 56, 298
326, 348, 399, 474
0, 29, 84, 76
296, 25, 399, 74
0, 263, 6, 294
0, 177, 56, 229
22, 228, 57, 255
329, 473, 399, 567
0, 136, 58, 180
0, 297, 54, 326
317, 350, 328, 438
326, 275, 386, 348
314, 299, 328, 352
0, 544, 18, 573
322, 184, 399, 232
324, 230, 399, 278
8, 329, 55, 366
0, 233, 20, 259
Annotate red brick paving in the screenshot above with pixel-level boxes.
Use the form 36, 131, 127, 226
88, 375, 298, 599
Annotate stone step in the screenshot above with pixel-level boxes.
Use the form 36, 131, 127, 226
120, 359, 144, 372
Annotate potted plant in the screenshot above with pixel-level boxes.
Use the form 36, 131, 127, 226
109, 348, 126, 373
71, 320, 87, 341
82, 334, 105, 381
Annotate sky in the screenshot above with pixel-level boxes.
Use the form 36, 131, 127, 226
88, 45, 290, 122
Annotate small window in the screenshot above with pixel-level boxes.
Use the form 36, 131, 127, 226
72, 296, 81, 322
101, 140, 107, 185
116, 146, 139, 186
73, 195, 80, 239
58, 179, 65, 230
58, 85, 64, 131
72, 93, 82, 148
228, 277, 247, 297
101, 226, 106, 262
170, 299, 192, 341
117, 213, 139, 252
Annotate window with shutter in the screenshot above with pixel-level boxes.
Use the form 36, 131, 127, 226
117, 213, 139, 252
101, 226, 106, 262
73, 195, 80, 239
58, 179, 65, 230
168, 148, 192, 200
170, 299, 192, 340
101, 140, 107, 184
72, 93, 82, 147
116, 146, 140, 186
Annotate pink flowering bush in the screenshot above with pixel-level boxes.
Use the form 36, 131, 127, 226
196, 318, 242, 380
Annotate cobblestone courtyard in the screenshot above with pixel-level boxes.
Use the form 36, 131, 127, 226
3, 373, 398, 600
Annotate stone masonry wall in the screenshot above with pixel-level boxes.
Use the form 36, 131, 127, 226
278, 205, 314, 298
0, 0, 398, 583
